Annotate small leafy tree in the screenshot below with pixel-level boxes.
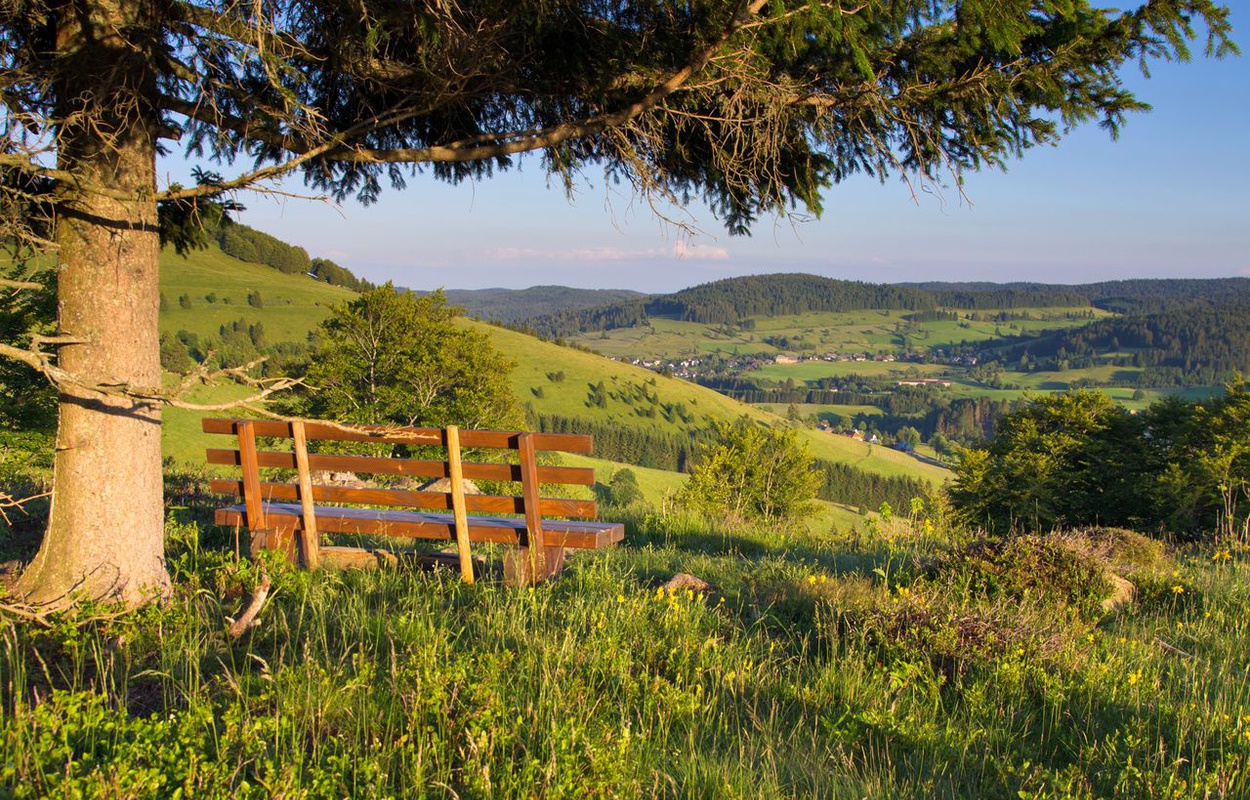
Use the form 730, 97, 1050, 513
680, 418, 819, 524
607, 469, 644, 508
948, 391, 1150, 534
297, 285, 523, 431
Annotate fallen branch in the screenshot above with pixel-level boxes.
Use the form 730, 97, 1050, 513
226, 570, 271, 639
1152, 635, 1196, 661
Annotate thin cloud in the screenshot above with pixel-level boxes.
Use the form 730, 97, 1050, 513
485, 242, 730, 263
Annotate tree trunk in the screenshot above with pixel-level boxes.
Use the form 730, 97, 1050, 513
15, 0, 170, 606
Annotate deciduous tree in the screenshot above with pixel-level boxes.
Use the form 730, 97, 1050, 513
0, 0, 1235, 605
297, 285, 522, 431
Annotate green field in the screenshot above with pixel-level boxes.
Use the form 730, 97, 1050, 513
750, 359, 951, 383
573, 307, 1112, 362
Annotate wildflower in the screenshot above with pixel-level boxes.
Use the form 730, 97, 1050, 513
724, 670, 737, 683
1171, 584, 1185, 595
807, 575, 817, 585
1128, 670, 1142, 687
819, 575, 828, 584
617, 594, 626, 603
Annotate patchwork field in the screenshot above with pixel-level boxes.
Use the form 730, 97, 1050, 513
572, 307, 1112, 362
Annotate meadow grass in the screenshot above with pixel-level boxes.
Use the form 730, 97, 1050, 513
159, 245, 356, 342
4, 492, 1246, 799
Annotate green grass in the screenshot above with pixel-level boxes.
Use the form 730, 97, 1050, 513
159, 245, 356, 342
5, 498, 1247, 798
161, 381, 256, 467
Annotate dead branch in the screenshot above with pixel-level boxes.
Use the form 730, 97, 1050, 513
0, 489, 50, 526
226, 570, 271, 639
0, 334, 304, 412
0, 278, 42, 291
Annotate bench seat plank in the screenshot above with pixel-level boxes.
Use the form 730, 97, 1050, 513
215, 502, 625, 550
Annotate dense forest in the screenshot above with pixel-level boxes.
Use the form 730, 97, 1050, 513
217, 222, 375, 291
520, 273, 1250, 340
998, 302, 1250, 385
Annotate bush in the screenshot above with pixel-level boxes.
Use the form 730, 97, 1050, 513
934, 534, 1113, 618
679, 417, 819, 524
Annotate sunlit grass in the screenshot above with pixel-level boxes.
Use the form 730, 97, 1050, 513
4, 496, 1247, 798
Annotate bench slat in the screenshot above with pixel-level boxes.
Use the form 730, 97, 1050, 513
214, 503, 624, 550
202, 418, 592, 453
208, 479, 598, 519
205, 448, 596, 486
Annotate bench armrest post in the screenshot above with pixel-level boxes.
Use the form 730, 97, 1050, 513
237, 420, 267, 533
444, 425, 475, 584
291, 420, 321, 570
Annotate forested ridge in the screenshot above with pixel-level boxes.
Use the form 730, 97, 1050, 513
519, 273, 1250, 338
998, 302, 1250, 386
217, 222, 375, 292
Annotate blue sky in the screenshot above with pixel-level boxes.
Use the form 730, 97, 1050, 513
165, 9, 1250, 294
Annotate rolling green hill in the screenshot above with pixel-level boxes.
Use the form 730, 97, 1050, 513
479, 322, 949, 485
159, 245, 357, 343
158, 243, 948, 504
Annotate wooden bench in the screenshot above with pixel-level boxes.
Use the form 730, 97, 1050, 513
202, 417, 624, 585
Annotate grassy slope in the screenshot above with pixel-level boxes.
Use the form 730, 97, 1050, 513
159, 244, 355, 466
479, 323, 948, 485
158, 248, 947, 487
159, 245, 356, 342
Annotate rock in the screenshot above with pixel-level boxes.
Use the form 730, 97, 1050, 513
417, 477, 482, 494
662, 573, 712, 593
1101, 572, 1136, 613
311, 470, 368, 488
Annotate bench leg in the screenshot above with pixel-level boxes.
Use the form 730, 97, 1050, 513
502, 545, 566, 587
249, 528, 298, 565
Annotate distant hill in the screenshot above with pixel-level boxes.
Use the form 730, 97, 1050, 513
904, 278, 1250, 315
427, 286, 648, 324
994, 302, 1250, 386
521, 273, 1102, 337
520, 273, 1250, 341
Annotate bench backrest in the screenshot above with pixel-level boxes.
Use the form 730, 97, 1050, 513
203, 417, 598, 518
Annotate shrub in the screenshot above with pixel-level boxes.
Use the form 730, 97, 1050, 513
934, 534, 1113, 619
679, 417, 819, 524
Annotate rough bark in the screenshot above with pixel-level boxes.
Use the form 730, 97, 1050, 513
14, 0, 171, 606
